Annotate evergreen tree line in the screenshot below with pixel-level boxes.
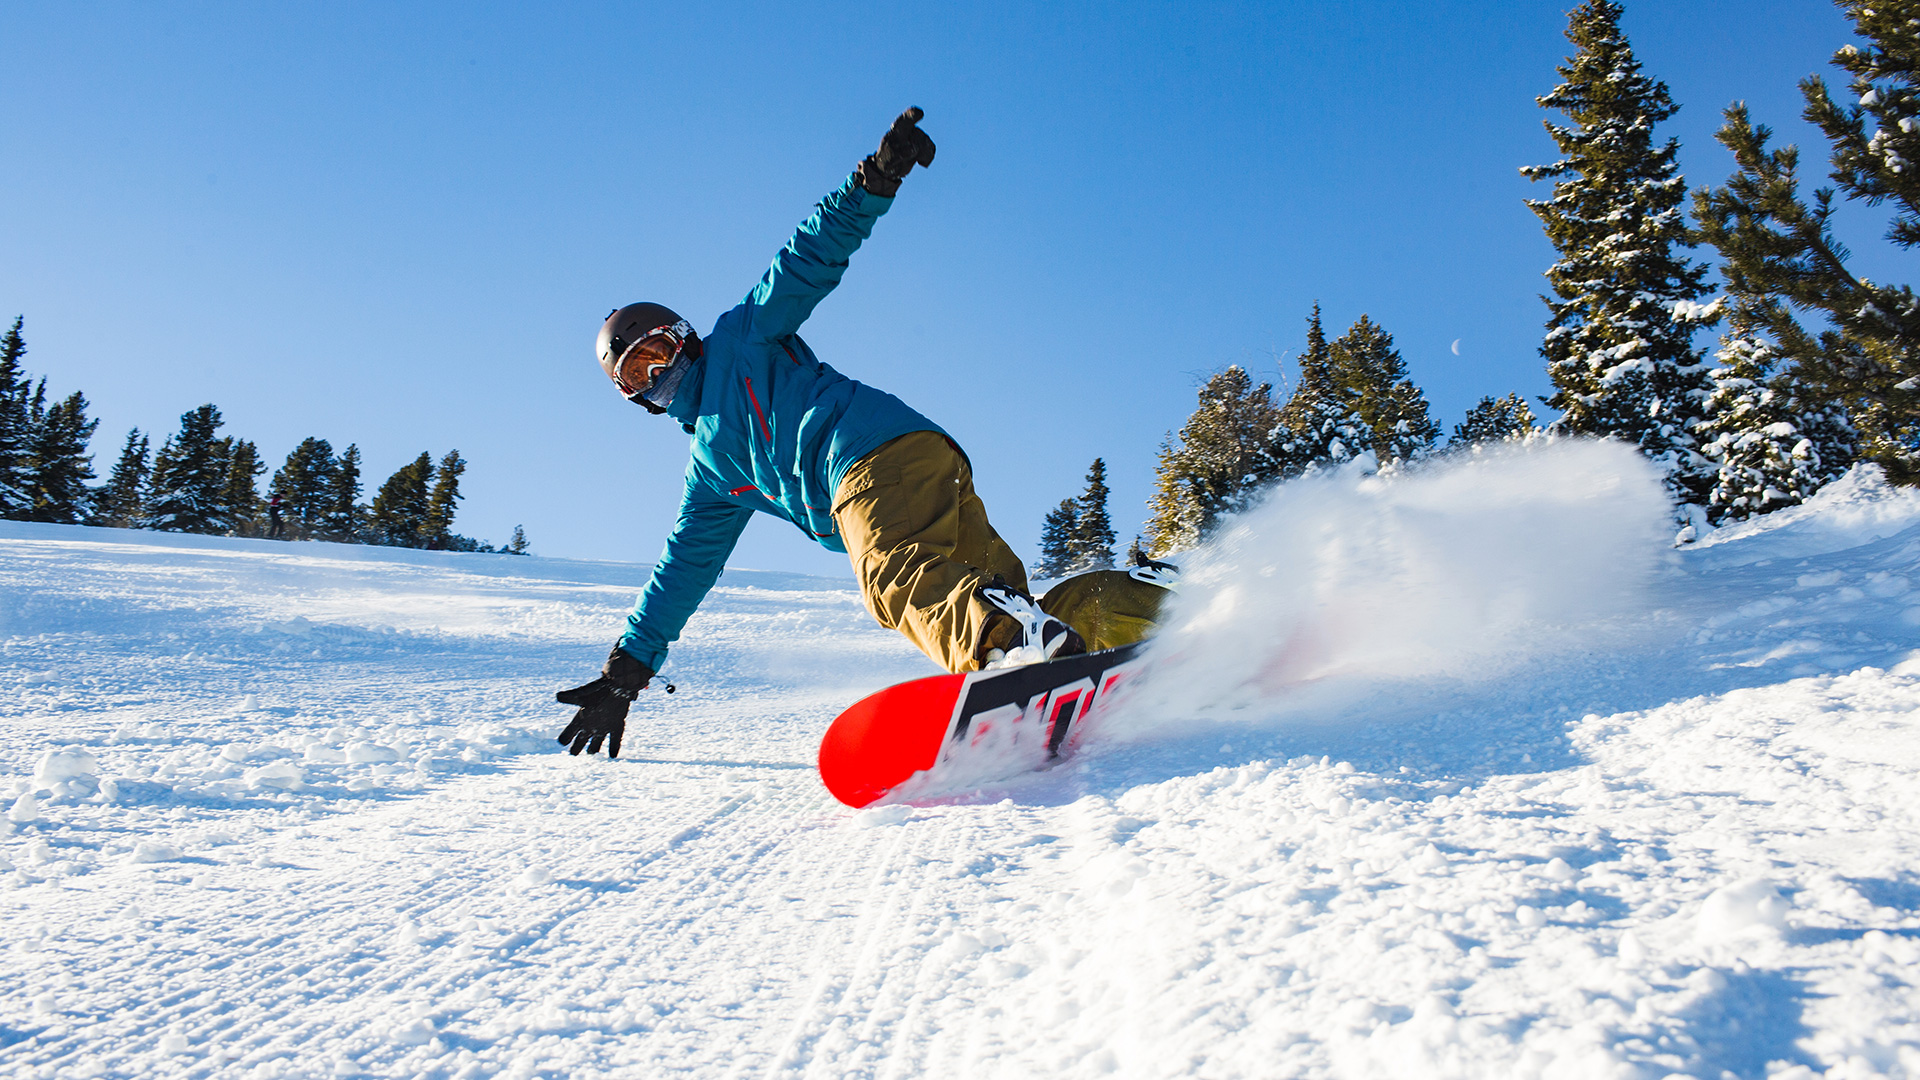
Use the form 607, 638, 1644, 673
0, 317, 99, 523
0, 317, 529, 553
1048, 300, 1539, 562
1137, 306, 1530, 555
1528, 0, 1909, 528
1096, 0, 1916, 560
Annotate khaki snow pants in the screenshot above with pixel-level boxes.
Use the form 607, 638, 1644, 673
833, 431, 1029, 674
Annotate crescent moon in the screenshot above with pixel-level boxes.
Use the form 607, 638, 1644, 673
1451, 339, 1462, 355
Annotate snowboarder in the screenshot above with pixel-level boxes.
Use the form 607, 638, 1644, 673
556, 108, 1100, 759
267, 493, 285, 540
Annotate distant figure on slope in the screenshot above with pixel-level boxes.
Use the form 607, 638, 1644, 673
267, 493, 285, 540
556, 108, 1184, 759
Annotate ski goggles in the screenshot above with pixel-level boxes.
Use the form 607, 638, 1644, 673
609, 319, 696, 407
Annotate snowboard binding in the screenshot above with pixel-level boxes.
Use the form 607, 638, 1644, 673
976, 580, 1086, 670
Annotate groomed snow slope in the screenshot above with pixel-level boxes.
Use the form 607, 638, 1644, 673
2, 442, 1918, 1079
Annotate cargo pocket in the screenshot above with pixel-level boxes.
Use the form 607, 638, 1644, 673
834, 461, 902, 507
833, 461, 907, 553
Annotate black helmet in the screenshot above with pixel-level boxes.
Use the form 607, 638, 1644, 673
596, 302, 687, 383
596, 302, 704, 412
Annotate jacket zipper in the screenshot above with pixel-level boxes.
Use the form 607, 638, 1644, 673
748, 359, 832, 537
744, 377, 773, 442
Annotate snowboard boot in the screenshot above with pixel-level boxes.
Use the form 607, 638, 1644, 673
1037, 560, 1180, 654
975, 579, 1086, 670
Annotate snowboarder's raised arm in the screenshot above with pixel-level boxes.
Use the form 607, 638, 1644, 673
740, 108, 936, 344
616, 473, 754, 671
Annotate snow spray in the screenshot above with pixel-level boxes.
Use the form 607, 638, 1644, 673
1111, 439, 1671, 732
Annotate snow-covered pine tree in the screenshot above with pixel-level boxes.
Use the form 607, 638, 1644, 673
319, 443, 365, 543
1694, 1, 1920, 482
1328, 314, 1440, 466
506, 524, 531, 555
1275, 304, 1369, 475
217, 438, 265, 535
90, 428, 149, 528
1068, 458, 1115, 572
1125, 536, 1149, 566
1144, 366, 1283, 555
423, 449, 466, 549
1523, 0, 1714, 510
146, 404, 229, 533
21, 387, 98, 523
0, 317, 33, 516
1035, 498, 1079, 579
371, 452, 434, 547
1450, 394, 1540, 448
1696, 324, 1856, 522
271, 438, 336, 540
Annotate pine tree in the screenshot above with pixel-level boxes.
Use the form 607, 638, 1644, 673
1696, 324, 1857, 522
1328, 315, 1440, 466
1694, 2, 1920, 481
1069, 457, 1115, 572
1524, 0, 1714, 509
91, 428, 149, 528
319, 443, 365, 542
217, 438, 266, 535
1125, 536, 1150, 566
506, 524, 531, 555
1451, 394, 1540, 448
270, 438, 336, 540
22, 388, 98, 523
1275, 304, 1369, 475
0, 317, 33, 515
370, 451, 434, 547
1035, 499, 1080, 579
147, 405, 228, 533
1145, 366, 1284, 555
423, 449, 466, 549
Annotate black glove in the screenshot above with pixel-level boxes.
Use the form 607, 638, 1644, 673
555, 648, 654, 758
855, 107, 936, 197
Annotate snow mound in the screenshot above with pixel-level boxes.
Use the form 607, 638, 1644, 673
33, 748, 99, 788
242, 762, 305, 791
1122, 439, 1670, 727
1694, 462, 1920, 564
129, 841, 183, 864
1696, 876, 1792, 943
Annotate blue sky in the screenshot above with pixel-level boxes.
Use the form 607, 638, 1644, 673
0, 1, 1879, 576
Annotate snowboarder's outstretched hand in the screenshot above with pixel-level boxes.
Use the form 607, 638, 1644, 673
856, 107, 936, 197
554, 649, 654, 759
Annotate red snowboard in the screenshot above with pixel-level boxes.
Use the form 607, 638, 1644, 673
817, 642, 1149, 808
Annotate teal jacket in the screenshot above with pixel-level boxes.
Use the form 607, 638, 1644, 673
616, 174, 944, 670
